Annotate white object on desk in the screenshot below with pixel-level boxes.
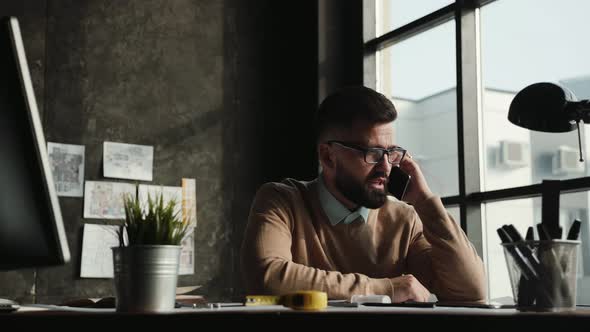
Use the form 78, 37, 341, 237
350, 295, 392, 304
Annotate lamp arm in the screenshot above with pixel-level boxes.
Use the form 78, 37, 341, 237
565, 100, 590, 162
576, 120, 584, 162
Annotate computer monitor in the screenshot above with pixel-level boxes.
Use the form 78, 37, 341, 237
0, 16, 70, 270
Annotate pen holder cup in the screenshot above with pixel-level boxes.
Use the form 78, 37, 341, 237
502, 240, 580, 312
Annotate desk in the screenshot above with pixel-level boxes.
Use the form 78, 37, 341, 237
4, 304, 590, 330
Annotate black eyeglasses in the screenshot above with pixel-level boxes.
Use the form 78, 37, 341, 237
326, 140, 407, 165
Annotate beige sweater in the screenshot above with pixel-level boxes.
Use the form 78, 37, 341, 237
241, 178, 486, 302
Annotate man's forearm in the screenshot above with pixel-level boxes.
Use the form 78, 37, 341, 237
247, 258, 394, 300
412, 196, 487, 302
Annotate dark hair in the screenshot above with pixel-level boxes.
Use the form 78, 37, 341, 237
315, 86, 397, 142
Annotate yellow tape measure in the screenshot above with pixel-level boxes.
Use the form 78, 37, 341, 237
245, 290, 327, 310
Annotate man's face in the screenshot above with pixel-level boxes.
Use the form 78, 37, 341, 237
329, 122, 395, 208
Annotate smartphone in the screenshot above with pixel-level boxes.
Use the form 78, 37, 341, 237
362, 301, 436, 308
388, 167, 411, 200
435, 301, 512, 309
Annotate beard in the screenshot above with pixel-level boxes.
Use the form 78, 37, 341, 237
333, 166, 388, 209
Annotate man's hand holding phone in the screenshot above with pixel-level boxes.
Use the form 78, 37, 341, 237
388, 166, 411, 201
393, 153, 433, 206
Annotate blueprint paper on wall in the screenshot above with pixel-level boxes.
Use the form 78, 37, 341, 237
103, 141, 153, 181
182, 178, 197, 229
80, 224, 120, 278
47, 142, 85, 197
83, 181, 136, 219
179, 230, 194, 275
180, 178, 197, 275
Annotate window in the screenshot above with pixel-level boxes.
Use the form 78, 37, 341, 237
375, 0, 454, 36
481, 0, 590, 191
378, 21, 458, 197
485, 193, 589, 303
364, 0, 590, 304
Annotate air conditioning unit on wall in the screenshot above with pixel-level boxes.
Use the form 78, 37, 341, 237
553, 146, 585, 175
497, 140, 529, 169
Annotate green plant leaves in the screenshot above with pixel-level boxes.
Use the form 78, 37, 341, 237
118, 191, 190, 246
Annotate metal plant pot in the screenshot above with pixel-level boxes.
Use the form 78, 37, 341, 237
112, 245, 181, 313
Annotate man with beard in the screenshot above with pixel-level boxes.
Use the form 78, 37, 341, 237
240, 86, 486, 303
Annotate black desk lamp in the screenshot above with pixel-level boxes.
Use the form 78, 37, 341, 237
508, 82, 590, 238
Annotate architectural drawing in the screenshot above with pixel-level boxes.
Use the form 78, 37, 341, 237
47, 142, 85, 197
103, 141, 153, 181
80, 224, 120, 278
83, 181, 136, 219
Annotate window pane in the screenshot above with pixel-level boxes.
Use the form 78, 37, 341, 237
481, 0, 590, 191
484, 198, 536, 302
560, 191, 590, 306
377, 21, 458, 197
375, 0, 453, 37
446, 205, 460, 224
484, 193, 589, 305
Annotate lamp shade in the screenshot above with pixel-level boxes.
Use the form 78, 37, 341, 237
508, 82, 578, 133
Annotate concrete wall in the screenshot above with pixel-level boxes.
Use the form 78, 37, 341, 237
0, 0, 318, 304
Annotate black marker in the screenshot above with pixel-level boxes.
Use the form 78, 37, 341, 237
567, 219, 581, 241
497, 227, 537, 280
537, 223, 551, 241
525, 226, 534, 241
503, 225, 543, 276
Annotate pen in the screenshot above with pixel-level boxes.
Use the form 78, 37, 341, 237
525, 226, 534, 241
503, 225, 543, 275
537, 223, 551, 241
497, 227, 537, 280
535, 223, 570, 307
567, 219, 581, 240
207, 302, 245, 308
175, 302, 245, 309
541, 221, 562, 240
518, 225, 538, 306
537, 223, 567, 272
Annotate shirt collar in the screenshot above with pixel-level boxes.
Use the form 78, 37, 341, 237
317, 173, 369, 226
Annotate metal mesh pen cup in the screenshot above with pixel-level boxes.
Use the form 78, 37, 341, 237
502, 240, 580, 312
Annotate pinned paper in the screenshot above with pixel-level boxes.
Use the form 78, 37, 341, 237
103, 141, 153, 181
182, 178, 197, 229
47, 142, 85, 197
80, 224, 120, 278
137, 184, 182, 217
179, 230, 194, 275
83, 181, 136, 219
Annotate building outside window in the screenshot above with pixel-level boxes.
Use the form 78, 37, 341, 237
364, 0, 590, 303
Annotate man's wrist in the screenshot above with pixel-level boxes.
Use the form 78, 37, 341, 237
410, 191, 434, 206
368, 278, 394, 299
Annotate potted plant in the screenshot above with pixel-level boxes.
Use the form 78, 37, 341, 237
112, 192, 191, 313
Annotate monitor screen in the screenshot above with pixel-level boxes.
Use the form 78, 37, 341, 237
0, 16, 70, 270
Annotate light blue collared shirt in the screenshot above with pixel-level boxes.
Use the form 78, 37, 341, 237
317, 174, 370, 226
